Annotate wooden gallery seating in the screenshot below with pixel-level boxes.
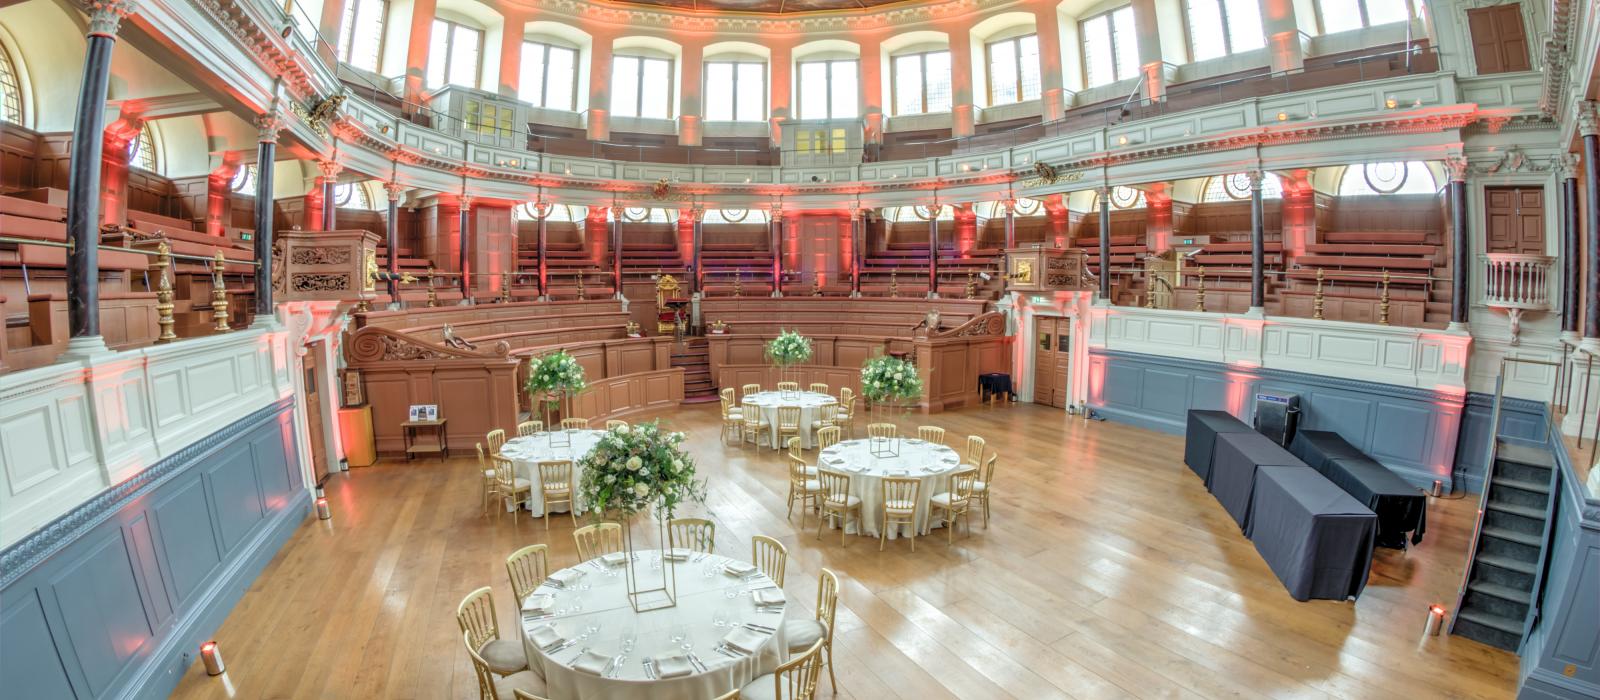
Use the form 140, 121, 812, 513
700, 297, 1010, 413
347, 299, 684, 457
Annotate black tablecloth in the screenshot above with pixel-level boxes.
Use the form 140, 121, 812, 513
1184, 410, 1254, 482
1246, 466, 1378, 601
1209, 431, 1308, 530
978, 373, 1014, 401
1290, 430, 1427, 548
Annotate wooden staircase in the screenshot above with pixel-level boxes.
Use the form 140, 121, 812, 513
671, 337, 717, 402
1451, 438, 1558, 652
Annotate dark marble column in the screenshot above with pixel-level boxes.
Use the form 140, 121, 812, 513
458, 196, 472, 302
1562, 154, 1580, 336
383, 182, 404, 302
1447, 157, 1471, 328
253, 110, 282, 318
1584, 108, 1600, 338
65, 0, 132, 342
1098, 187, 1111, 300
691, 206, 704, 295
772, 210, 784, 296
1249, 171, 1265, 310
1004, 199, 1016, 250
928, 212, 940, 298
319, 161, 341, 231
536, 210, 548, 299
611, 210, 622, 299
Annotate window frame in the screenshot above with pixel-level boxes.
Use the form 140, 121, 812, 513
520, 40, 579, 111
0, 35, 22, 124
337, 0, 387, 71
1183, 0, 1263, 61
428, 18, 485, 89
611, 53, 676, 120
131, 125, 158, 173
703, 59, 767, 122
1079, 5, 1139, 88
984, 34, 1041, 107
1315, 0, 1411, 34
889, 49, 953, 117
796, 58, 859, 120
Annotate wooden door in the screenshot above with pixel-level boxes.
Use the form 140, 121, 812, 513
1485, 187, 1545, 254
1467, 5, 1531, 74
304, 340, 330, 485
1033, 317, 1071, 408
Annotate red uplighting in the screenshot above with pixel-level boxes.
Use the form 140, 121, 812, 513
316, 497, 328, 506
1429, 604, 1446, 614
201, 641, 217, 652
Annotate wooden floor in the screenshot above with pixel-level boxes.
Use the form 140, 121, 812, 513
170, 402, 1518, 700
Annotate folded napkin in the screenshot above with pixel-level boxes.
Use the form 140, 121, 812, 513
906, 439, 924, 445
655, 654, 694, 678
547, 569, 585, 587
722, 626, 768, 654
753, 588, 786, 607
600, 552, 628, 567
663, 548, 693, 562
530, 625, 565, 651
571, 649, 612, 675
723, 561, 757, 577
521, 593, 556, 614
890, 469, 909, 477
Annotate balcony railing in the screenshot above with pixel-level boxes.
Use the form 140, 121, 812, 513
1482, 253, 1556, 345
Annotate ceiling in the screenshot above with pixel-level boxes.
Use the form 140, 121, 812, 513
600, 0, 915, 13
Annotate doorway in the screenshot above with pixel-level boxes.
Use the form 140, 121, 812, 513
1033, 316, 1071, 408
1484, 186, 1545, 254
304, 340, 330, 486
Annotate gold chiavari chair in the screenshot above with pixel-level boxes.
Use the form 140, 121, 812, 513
668, 517, 716, 554
917, 425, 946, 444
787, 436, 818, 477
786, 569, 841, 691
776, 406, 803, 449
560, 417, 589, 430
516, 420, 544, 437
573, 522, 623, 561
467, 632, 548, 700
738, 638, 823, 700
475, 443, 501, 515
752, 534, 788, 586
720, 391, 745, 444
816, 425, 841, 450
741, 383, 763, 401
929, 469, 977, 545
743, 402, 770, 447
776, 381, 800, 392
807, 382, 830, 394
787, 439, 823, 526
961, 434, 987, 470
867, 423, 898, 439
711, 691, 739, 700
487, 428, 508, 454
975, 452, 997, 527
816, 470, 861, 546
535, 460, 577, 530
606, 419, 629, 431
457, 588, 529, 678
494, 454, 533, 517
512, 691, 552, 700
505, 544, 549, 605
879, 477, 921, 552
836, 389, 856, 437
810, 403, 837, 435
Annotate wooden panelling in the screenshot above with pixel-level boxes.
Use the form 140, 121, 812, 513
565, 368, 686, 422
357, 299, 624, 331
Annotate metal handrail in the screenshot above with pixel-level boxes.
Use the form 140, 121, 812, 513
0, 235, 261, 267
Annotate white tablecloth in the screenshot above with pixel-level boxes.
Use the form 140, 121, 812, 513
742, 391, 838, 449
518, 550, 789, 700
818, 438, 963, 539
501, 430, 604, 515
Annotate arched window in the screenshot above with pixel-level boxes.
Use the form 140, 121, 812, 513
1338, 162, 1438, 196
1201, 173, 1283, 202
797, 59, 858, 120
0, 36, 22, 124
1185, 0, 1265, 61
891, 49, 952, 116
515, 202, 587, 221
884, 205, 954, 222
621, 207, 675, 223
427, 18, 484, 89
702, 208, 769, 225
332, 182, 375, 209
230, 163, 257, 194
131, 125, 158, 172
973, 198, 1044, 218
1081, 6, 1139, 88
705, 61, 766, 122
1094, 186, 1146, 210
986, 34, 1040, 106
1316, 0, 1410, 34
338, 0, 387, 72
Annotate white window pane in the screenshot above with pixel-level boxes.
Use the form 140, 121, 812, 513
1318, 0, 1363, 32
349, 0, 385, 71
1019, 36, 1041, 101
339, 1, 359, 61
989, 41, 1019, 105
520, 44, 546, 105
640, 58, 670, 119
427, 20, 450, 88
1112, 7, 1140, 81
925, 51, 951, 113
894, 54, 923, 115
1223, 0, 1266, 52
830, 62, 858, 118
613, 56, 640, 117
799, 62, 828, 120
706, 63, 733, 120
1186, 0, 1228, 61
736, 63, 764, 121
546, 48, 575, 111
1083, 15, 1114, 87
1364, 0, 1409, 26
449, 25, 480, 87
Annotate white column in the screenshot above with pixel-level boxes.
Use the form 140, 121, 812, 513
679, 42, 704, 147
587, 33, 614, 140
1259, 0, 1306, 72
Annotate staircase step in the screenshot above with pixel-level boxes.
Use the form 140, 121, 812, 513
1468, 580, 1533, 605
1475, 553, 1538, 576
1481, 526, 1543, 547
1486, 501, 1548, 520
1456, 609, 1523, 635
1496, 441, 1556, 468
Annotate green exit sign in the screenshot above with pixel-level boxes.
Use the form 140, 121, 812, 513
1031, 295, 1048, 304
239, 232, 253, 241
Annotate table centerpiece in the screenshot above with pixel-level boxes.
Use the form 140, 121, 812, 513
861, 354, 923, 457
526, 349, 587, 447
765, 329, 813, 398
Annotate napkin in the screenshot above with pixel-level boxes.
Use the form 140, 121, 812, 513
890, 469, 909, 477
724, 561, 757, 577
521, 593, 556, 614
600, 552, 628, 567
722, 626, 767, 654
571, 649, 612, 675
906, 439, 924, 445
663, 548, 693, 561
655, 654, 694, 678
547, 569, 585, 587
753, 588, 786, 607
530, 625, 565, 651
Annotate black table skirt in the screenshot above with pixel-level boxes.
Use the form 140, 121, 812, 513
1289, 430, 1368, 474
1247, 466, 1378, 601
1209, 431, 1309, 531
1289, 430, 1427, 548
979, 373, 1014, 401
1185, 410, 1254, 482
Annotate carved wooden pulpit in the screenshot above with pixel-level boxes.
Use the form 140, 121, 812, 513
1003, 246, 1093, 294
273, 229, 383, 306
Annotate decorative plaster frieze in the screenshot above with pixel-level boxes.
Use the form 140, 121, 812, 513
526, 0, 998, 33
1539, 0, 1577, 118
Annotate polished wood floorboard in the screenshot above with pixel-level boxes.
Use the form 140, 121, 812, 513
170, 402, 1517, 699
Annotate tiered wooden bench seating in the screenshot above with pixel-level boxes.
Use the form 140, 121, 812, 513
701, 241, 775, 297
859, 242, 1004, 298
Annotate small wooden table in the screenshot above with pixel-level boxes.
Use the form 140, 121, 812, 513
401, 419, 448, 461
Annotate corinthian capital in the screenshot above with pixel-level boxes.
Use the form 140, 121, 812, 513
256, 109, 286, 143
383, 181, 407, 202
1579, 101, 1600, 138
1246, 171, 1265, 191
86, 0, 133, 37
317, 160, 344, 180
1444, 156, 1470, 183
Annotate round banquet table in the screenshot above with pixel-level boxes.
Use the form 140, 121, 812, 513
518, 550, 789, 700
741, 391, 838, 449
817, 438, 964, 539
500, 430, 604, 515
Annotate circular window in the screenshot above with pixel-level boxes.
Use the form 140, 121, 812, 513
1362, 162, 1409, 194
719, 209, 749, 224
1223, 173, 1254, 200
1110, 186, 1144, 209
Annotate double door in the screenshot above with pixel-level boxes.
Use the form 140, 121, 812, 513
1033, 317, 1071, 409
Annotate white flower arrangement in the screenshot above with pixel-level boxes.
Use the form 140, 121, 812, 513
860, 354, 923, 404
525, 349, 588, 399
578, 420, 706, 518
764, 330, 814, 367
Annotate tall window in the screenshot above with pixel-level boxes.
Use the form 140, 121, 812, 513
797, 60, 859, 120
1185, 0, 1265, 61
891, 50, 952, 116
1201, 173, 1283, 201
1082, 7, 1140, 88
1317, 0, 1410, 34
986, 35, 1041, 106
0, 38, 21, 124
427, 19, 483, 89
130, 125, 157, 172
519, 41, 578, 110
337, 0, 386, 72
612, 55, 673, 119
1338, 162, 1438, 196
705, 61, 765, 122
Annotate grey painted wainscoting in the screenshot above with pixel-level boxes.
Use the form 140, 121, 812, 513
1517, 429, 1600, 700
0, 397, 306, 699
1086, 349, 1466, 491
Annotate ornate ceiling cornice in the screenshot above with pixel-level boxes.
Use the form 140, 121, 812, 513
1539, 0, 1578, 118
525, 0, 996, 33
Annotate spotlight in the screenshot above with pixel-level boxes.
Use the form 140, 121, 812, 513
810, 175, 821, 183
1277, 112, 1289, 122
1385, 97, 1398, 109
1117, 135, 1128, 146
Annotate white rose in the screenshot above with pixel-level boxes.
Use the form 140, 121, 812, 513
616, 425, 630, 435
633, 483, 649, 496
605, 474, 615, 483
671, 458, 684, 470
626, 456, 643, 470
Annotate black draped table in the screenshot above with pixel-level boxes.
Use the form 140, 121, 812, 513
1184, 410, 1254, 482
1245, 466, 1378, 601
1290, 430, 1427, 548
978, 373, 1014, 402
1209, 431, 1308, 531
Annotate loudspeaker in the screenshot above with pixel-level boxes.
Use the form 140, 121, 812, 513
1253, 392, 1300, 447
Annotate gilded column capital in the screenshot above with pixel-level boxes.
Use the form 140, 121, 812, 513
86, 0, 133, 38
1444, 156, 1470, 183
383, 181, 406, 202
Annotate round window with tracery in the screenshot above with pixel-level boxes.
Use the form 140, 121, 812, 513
1110, 186, 1145, 209
1362, 162, 1409, 194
